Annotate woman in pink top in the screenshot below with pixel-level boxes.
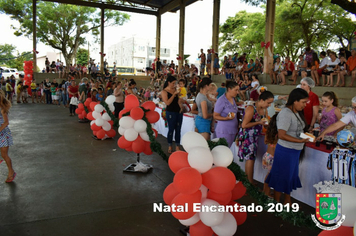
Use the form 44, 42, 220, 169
319, 91, 342, 136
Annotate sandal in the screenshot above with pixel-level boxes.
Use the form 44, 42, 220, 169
5, 172, 16, 183
168, 146, 172, 154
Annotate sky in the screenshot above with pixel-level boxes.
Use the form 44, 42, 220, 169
0, 0, 263, 63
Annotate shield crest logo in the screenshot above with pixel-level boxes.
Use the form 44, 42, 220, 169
315, 193, 342, 225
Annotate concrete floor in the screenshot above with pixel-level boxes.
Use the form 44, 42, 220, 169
0, 102, 321, 236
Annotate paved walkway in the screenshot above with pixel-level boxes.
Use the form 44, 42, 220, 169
0, 102, 321, 236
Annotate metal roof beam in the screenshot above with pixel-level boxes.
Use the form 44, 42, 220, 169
41, 0, 158, 16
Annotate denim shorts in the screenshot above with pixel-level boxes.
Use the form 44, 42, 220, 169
195, 115, 211, 133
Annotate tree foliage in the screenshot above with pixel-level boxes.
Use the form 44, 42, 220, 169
76, 48, 89, 66
0, 44, 32, 70
0, 0, 130, 67
220, 0, 356, 61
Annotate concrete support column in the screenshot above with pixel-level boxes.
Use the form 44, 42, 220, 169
33, 0, 37, 72
178, 0, 185, 72
100, 8, 104, 73
155, 14, 161, 59
211, 0, 220, 75
263, 0, 276, 74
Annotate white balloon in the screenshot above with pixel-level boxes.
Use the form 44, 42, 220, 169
124, 128, 138, 141
118, 127, 126, 136
211, 138, 220, 142
119, 116, 135, 129
199, 199, 224, 227
94, 104, 104, 113
339, 184, 356, 226
211, 145, 233, 167
179, 213, 200, 226
188, 147, 213, 173
134, 120, 147, 133
109, 104, 115, 112
105, 95, 115, 104
92, 111, 101, 119
181, 131, 209, 152
95, 117, 104, 127
212, 212, 237, 236
90, 120, 94, 126
200, 184, 208, 199
140, 132, 150, 142
102, 112, 111, 121
102, 121, 111, 131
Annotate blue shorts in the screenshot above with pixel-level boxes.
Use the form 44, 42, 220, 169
195, 115, 211, 133
287, 71, 292, 76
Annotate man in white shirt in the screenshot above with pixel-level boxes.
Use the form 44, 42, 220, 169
318, 96, 356, 141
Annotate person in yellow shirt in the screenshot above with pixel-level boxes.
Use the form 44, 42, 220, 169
30, 79, 38, 103
16, 81, 23, 103
178, 79, 187, 113
5, 80, 13, 102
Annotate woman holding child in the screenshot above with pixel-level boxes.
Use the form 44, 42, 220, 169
161, 76, 183, 154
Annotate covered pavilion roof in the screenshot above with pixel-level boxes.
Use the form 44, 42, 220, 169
41, 0, 199, 16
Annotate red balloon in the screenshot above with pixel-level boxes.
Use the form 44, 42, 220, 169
228, 202, 247, 225
130, 107, 144, 120
207, 191, 232, 205
202, 167, 236, 194
125, 146, 133, 152
93, 131, 97, 136
318, 226, 353, 236
75, 108, 82, 115
231, 181, 246, 201
90, 102, 98, 111
171, 191, 202, 220
141, 101, 156, 111
119, 108, 130, 119
87, 112, 94, 120
152, 128, 158, 138
117, 136, 133, 149
78, 114, 84, 119
189, 221, 214, 236
106, 129, 116, 138
145, 110, 160, 124
108, 120, 114, 126
81, 110, 87, 118
91, 123, 101, 131
96, 129, 105, 139
173, 167, 202, 194
163, 183, 180, 205
143, 141, 153, 155
124, 94, 140, 110
85, 98, 92, 107
78, 103, 84, 110
132, 136, 145, 153
168, 151, 190, 173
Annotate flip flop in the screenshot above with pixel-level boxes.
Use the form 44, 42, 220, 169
168, 147, 172, 154
5, 172, 16, 183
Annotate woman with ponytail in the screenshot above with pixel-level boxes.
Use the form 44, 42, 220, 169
195, 77, 213, 140
0, 90, 15, 182
161, 76, 183, 154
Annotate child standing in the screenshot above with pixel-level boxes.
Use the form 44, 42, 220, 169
31, 79, 37, 103
50, 84, 58, 105
22, 85, 29, 103
0, 90, 15, 182
16, 81, 23, 103
263, 114, 278, 197
144, 87, 151, 101
319, 91, 342, 136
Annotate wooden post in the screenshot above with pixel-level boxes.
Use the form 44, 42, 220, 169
33, 0, 37, 72
156, 13, 161, 60
263, 0, 276, 75
100, 8, 104, 73
211, 0, 220, 75
178, 0, 185, 72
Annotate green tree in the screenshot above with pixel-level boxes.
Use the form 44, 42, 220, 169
0, 44, 32, 70
76, 48, 89, 66
0, 44, 16, 62
219, 11, 265, 59
0, 1, 130, 67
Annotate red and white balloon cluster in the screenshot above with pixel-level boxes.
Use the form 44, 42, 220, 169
85, 95, 116, 139
117, 94, 160, 154
23, 61, 34, 95
163, 131, 247, 236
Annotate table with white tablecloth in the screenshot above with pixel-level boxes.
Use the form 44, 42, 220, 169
230, 136, 332, 207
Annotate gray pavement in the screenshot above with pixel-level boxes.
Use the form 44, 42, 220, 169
0, 102, 321, 236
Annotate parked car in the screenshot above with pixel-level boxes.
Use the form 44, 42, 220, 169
0, 67, 13, 79
9, 68, 20, 79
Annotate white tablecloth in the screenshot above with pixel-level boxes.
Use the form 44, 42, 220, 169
230, 136, 331, 207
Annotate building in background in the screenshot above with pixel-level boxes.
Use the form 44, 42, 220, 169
107, 37, 178, 72
37, 52, 64, 71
